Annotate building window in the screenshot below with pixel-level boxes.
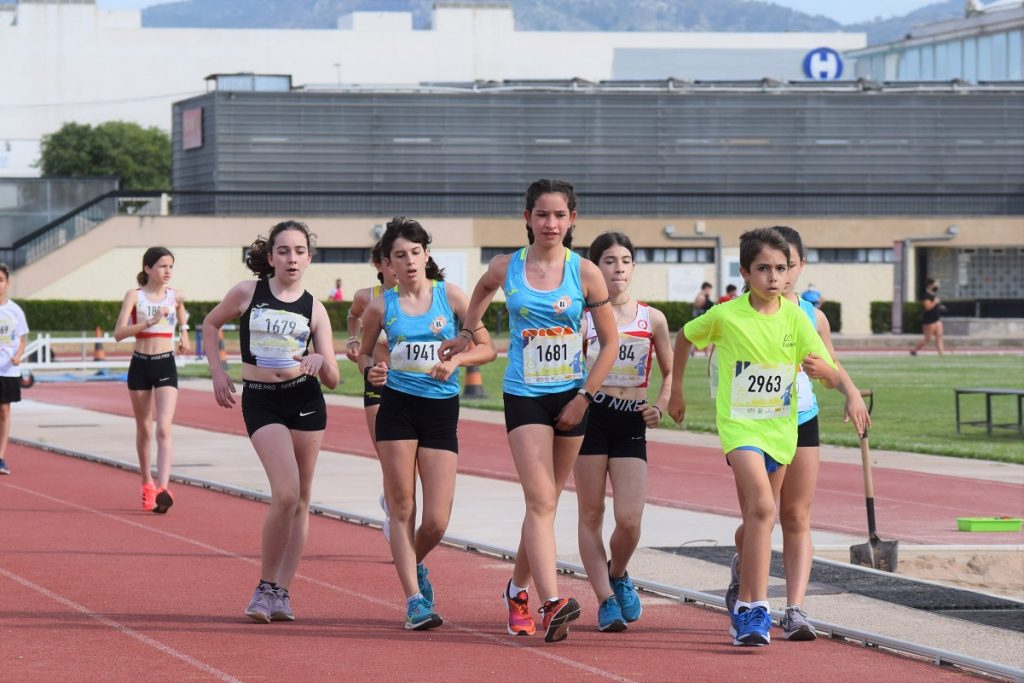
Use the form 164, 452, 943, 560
806, 248, 894, 263
316, 248, 372, 263
635, 247, 713, 264
245, 247, 371, 264
481, 247, 519, 263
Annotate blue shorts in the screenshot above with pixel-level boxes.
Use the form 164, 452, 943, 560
727, 446, 783, 474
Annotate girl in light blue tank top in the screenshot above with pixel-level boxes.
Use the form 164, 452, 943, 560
383, 280, 459, 399
355, 216, 497, 632
504, 246, 587, 397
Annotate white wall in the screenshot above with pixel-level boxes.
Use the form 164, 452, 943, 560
0, 2, 865, 176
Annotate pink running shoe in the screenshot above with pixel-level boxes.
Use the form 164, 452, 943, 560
141, 483, 157, 511
502, 580, 536, 636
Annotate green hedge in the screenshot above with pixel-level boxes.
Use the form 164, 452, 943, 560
20, 298, 840, 336
819, 300, 841, 333
870, 301, 922, 333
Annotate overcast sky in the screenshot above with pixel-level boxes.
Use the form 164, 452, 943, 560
95, 0, 941, 25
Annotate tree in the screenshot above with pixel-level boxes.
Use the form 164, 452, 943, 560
38, 121, 171, 190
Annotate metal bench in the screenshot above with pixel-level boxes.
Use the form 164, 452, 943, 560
953, 388, 1024, 437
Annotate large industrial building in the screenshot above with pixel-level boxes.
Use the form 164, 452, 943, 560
12, 75, 1021, 335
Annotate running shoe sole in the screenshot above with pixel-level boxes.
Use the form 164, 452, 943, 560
735, 631, 770, 646
543, 598, 580, 643
245, 608, 271, 624
783, 624, 817, 641
153, 489, 173, 514
598, 618, 627, 633
405, 613, 443, 630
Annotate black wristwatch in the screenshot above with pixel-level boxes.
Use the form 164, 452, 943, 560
577, 388, 595, 404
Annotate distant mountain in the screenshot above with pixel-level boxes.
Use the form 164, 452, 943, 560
141, 0, 966, 45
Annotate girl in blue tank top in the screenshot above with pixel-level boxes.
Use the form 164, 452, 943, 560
357, 217, 496, 633
504, 246, 587, 396
724, 225, 870, 643
437, 180, 619, 643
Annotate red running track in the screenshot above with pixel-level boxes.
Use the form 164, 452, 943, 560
0, 444, 977, 682
23, 383, 1024, 546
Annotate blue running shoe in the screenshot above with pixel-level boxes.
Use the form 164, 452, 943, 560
729, 608, 744, 640
597, 596, 627, 632
610, 571, 642, 623
735, 606, 771, 646
405, 596, 442, 631
417, 563, 434, 608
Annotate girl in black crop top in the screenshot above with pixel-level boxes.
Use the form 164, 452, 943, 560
202, 221, 340, 623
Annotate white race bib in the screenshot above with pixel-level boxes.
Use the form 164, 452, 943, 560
592, 334, 651, 387
523, 333, 584, 384
249, 308, 309, 360
0, 316, 15, 345
730, 361, 793, 420
391, 340, 441, 373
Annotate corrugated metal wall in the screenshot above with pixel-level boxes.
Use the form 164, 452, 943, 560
172, 86, 1024, 215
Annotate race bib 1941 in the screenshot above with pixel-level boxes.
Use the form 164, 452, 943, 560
391, 340, 441, 373
523, 332, 583, 384
729, 361, 793, 420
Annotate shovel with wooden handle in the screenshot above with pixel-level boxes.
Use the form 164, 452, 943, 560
849, 429, 899, 572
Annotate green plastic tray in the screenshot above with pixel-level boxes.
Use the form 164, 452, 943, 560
956, 517, 1023, 532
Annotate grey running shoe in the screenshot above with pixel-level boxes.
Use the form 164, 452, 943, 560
245, 583, 273, 623
725, 553, 740, 616
781, 606, 817, 641
270, 587, 295, 622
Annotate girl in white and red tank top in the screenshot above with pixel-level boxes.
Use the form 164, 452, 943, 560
114, 247, 190, 514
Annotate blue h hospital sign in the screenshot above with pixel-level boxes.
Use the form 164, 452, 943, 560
803, 47, 844, 80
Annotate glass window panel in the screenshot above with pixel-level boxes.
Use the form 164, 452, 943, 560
665, 249, 679, 263
991, 32, 1008, 80
964, 37, 977, 82
806, 249, 819, 263
1009, 31, 1022, 80
948, 39, 962, 79
900, 47, 921, 80
921, 45, 935, 80
653, 248, 665, 263
934, 43, 948, 80
635, 249, 650, 263
978, 34, 993, 81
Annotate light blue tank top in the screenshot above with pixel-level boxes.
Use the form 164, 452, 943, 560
796, 298, 819, 424
382, 281, 459, 399
503, 247, 587, 397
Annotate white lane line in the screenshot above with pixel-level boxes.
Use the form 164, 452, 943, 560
0, 565, 242, 683
5, 481, 637, 683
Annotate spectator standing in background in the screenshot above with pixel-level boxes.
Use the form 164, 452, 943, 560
718, 284, 738, 304
692, 282, 713, 318
801, 284, 823, 309
329, 277, 344, 302
911, 278, 946, 356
